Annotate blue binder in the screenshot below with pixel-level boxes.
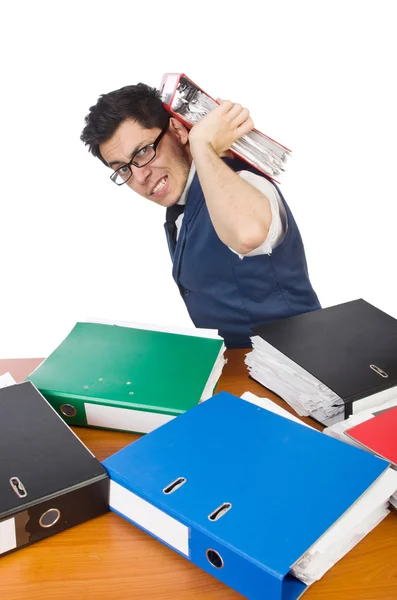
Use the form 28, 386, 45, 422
103, 392, 389, 600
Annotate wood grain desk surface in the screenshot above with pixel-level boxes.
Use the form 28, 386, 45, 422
0, 352, 396, 600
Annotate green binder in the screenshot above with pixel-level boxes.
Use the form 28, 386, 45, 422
27, 322, 225, 434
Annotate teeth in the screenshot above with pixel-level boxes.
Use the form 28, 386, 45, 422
152, 177, 167, 194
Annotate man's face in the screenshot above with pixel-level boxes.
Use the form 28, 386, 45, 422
99, 118, 192, 207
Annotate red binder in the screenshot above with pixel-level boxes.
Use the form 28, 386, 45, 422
159, 73, 291, 182
346, 405, 397, 466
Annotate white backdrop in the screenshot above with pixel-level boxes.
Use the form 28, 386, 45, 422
0, 0, 396, 358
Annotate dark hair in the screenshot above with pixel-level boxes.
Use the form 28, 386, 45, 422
80, 83, 170, 165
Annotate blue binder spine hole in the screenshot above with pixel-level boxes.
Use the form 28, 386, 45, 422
208, 502, 232, 522
206, 549, 224, 569
162, 477, 186, 494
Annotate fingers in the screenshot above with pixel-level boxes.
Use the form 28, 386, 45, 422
229, 105, 254, 134
216, 98, 234, 112
216, 99, 242, 115
230, 106, 250, 128
236, 116, 254, 136
209, 98, 254, 151
216, 99, 253, 129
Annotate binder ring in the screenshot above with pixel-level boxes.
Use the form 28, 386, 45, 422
206, 549, 224, 569
9, 476, 27, 498
60, 404, 77, 417
370, 364, 388, 378
208, 502, 232, 522
163, 477, 186, 495
39, 508, 61, 528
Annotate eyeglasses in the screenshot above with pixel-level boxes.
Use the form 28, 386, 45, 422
110, 123, 169, 186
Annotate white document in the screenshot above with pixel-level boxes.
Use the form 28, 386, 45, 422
241, 392, 314, 429
0, 372, 16, 389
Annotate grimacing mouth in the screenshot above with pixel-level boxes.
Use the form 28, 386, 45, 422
150, 175, 168, 195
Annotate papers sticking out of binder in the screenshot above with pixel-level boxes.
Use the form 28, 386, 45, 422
246, 334, 344, 426
246, 299, 397, 426
159, 73, 291, 181
27, 320, 226, 434
103, 391, 397, 598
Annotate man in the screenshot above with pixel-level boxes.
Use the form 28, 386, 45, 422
81, 83, 320, 348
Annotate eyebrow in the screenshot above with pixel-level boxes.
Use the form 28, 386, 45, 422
108, 139, 151, 169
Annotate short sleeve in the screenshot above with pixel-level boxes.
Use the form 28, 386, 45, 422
230, 171, 287, 259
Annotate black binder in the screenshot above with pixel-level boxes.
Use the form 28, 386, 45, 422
252, 299, 397, 419
0, 382, 109, 557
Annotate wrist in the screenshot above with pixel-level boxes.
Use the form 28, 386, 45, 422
189, 136, 215, 158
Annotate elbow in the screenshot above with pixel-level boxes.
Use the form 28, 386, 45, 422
233, 229, 268, 255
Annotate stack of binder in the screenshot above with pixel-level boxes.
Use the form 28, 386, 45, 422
102, 391, 397, 598
27, 320, 225, 434
0, 381, 109, 557
159, 72, 291, 181
245, 299, 397, 425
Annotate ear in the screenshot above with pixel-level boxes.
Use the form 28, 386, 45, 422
169, 117, 190, 146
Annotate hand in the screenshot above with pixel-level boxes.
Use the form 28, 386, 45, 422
189, 98, 254, 157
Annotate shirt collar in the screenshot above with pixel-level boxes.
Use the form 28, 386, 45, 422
177, 161, 196, 206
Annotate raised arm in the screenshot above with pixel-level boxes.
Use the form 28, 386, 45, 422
188, 100, 272, 255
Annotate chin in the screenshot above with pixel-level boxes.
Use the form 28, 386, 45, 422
166, 196, 181, 207
154, 194, 180, 208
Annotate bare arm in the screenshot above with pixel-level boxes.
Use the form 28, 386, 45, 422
189, 100, 272, 255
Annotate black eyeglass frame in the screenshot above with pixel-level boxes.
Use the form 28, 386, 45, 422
110, 122, 169, 186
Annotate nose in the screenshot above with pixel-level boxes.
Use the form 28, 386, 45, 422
131, 163, 151, 186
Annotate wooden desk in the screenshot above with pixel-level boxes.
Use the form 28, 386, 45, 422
0, 353, 396, 600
